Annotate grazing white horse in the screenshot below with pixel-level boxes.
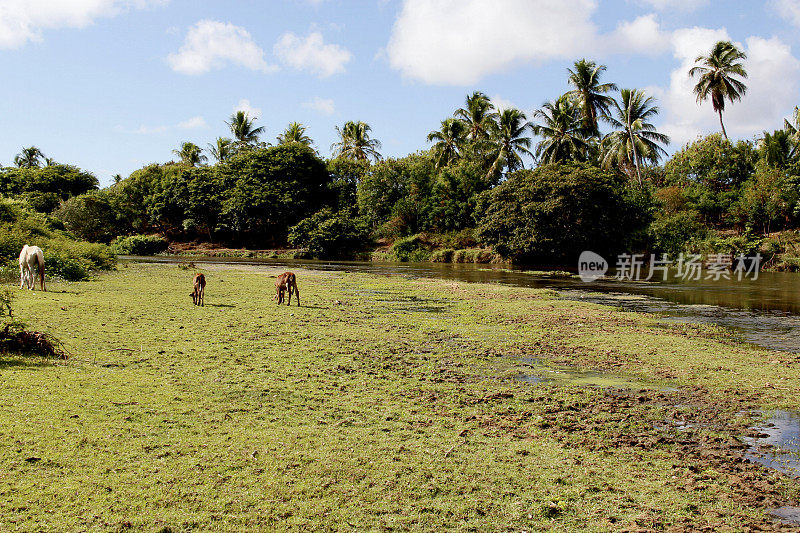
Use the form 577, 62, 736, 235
18, 245, 46, 291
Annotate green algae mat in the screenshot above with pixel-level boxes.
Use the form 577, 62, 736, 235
2, 263, 800, 531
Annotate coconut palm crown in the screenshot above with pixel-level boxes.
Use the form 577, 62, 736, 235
601, 88, 669, 185
566, 58, 618, 135
689, 40, 748, 140
331, 121, 382, 163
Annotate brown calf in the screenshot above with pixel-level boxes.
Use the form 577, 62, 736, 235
275, 272, 300, 306
190, 273, 206, 306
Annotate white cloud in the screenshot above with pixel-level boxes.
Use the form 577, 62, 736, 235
178, 116, 207, 129
387, 0, 599, 85
233, 98, 262, 119
167, 20, 276, 75
133, 124, 168, 134
490, 96, 516, 112
0, 0, 166, 49
606, 14, 670, 55
633, 0, 708, 11
302, 97, 336, 115
273, 31, 352, 77
659, 29, 800, 146
772, 0, 800, 27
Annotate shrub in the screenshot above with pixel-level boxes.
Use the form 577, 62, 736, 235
288, 209, 371, 259
475, 163, 650, 263
110, 234, 169, 256
390, 234, 431, 262
52, 191, 120, 243
648, 211, 707, 257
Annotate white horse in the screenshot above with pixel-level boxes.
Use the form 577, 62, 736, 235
18, 245, 46, 291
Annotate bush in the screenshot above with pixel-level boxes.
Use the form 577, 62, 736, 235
648, 211, 707, 257
475, 163, 651, 263
390, 234, 431, 262
288, 209, 371, 259
110, 234, 169, 256
53, 191, 120, 243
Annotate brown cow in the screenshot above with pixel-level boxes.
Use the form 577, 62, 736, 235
190, 273, 206, 306
275, 272, 300, 306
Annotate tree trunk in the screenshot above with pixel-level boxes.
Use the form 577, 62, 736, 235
718, 110, 728, 140
628, 128, 643, 186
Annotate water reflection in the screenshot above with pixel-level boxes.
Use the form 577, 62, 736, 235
122, 256, 800, 352
744, 410, 800, 479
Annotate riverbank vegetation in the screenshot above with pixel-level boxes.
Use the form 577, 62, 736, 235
4, 41, 800, 268
2, 263, 799, 529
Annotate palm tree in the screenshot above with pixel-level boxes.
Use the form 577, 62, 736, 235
601, 89, 669, 185
427, 118, 468, 168
689, 40, 748, 140
566, 58, 618, 135
331, 121, 382, 162
173, 142, 207, 167
486, 108, 533, 178
785, 106, 800, 145
14, 146, 45, 168
455, 91, 498, 142
226, 111, 265, 145
277, 122, 314, 146
208, 137, 234, 163
532, 95, 590, 164
758, 129, 797, 169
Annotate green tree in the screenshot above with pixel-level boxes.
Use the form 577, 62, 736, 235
689, 40, 748, 140
427, 118, 468, 169
566, 58, 618, 134
208, 137, 234, 164
53, 191, 120, 243
485, 108, 533, 178
475, 163, 650, 262
326, 157, 370, 213
219, 144, 330, 246
532, 95, 590, 164
288, 208, 370, 258
14, 146, 45, 169
277, 122, 314, 146
332, 121, 382, 163
172, 142, 207, 167
226, 111, 265, 145
601, 88, 669, 185
455, 91, 498, 142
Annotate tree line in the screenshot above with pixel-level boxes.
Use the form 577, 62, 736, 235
4, 40, 800, 266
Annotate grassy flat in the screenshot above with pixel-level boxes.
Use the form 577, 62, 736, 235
1, 263, 799, 531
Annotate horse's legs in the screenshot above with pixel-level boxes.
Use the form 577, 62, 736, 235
19, 263, 25, 289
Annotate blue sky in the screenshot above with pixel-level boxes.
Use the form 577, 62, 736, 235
1, 0, 800, 186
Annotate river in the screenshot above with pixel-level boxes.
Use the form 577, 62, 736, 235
123, 256, 800, 353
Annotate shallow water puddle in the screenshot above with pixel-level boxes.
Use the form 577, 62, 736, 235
744, 410, 800, 479
770, 506, 800, 525
515, 357, 659, 390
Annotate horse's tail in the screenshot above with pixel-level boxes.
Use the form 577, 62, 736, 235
36, 249, 46, 291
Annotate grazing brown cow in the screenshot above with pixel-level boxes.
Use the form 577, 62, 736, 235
190, 273, 206, 306
275, 272, 300, 306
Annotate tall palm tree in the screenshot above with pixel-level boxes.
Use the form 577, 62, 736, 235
277, 122, 314, 146
566, 58, 618, 135
226, 111, 265, 145
601, 89, 669, 185
455, 91, 498, 142
14, 146, 45, 168
689, 40, 748, 140
173, 142, 207, 167
207, 137, 234, 164
427, 118, 468, 168
785, 106, 800, 145
532, 95, 590, 164
486, 108, 533, 178
331, 121, 382, 162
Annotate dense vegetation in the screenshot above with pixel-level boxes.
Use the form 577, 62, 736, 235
5, 41, 800, 266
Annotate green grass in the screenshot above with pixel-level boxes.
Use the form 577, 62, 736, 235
1, 263, 799, 531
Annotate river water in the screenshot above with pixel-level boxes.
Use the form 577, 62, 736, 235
124, 256, 800, 353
